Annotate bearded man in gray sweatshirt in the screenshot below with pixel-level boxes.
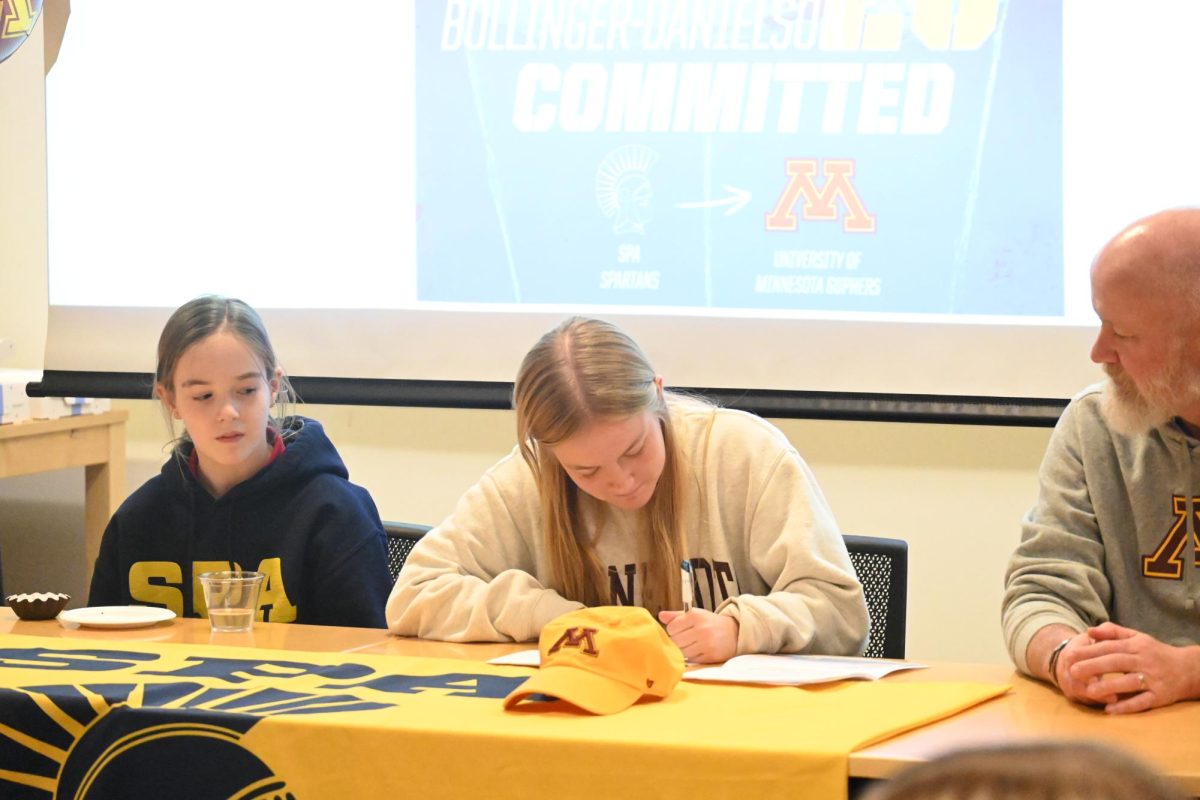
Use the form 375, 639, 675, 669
1003, 207, 1200, 715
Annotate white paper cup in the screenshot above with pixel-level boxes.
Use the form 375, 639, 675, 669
198, 571, 264, 632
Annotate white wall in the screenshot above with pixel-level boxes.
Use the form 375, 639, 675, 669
0, 15, 1054, 666
0, 11, 47, 369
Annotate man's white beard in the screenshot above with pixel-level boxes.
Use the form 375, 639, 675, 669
1099, 359, 1200, 436
1100, 367, 1172, 436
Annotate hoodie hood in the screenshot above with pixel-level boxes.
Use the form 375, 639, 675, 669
163, 416, 347, 503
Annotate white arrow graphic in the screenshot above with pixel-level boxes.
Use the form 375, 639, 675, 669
676, 185, 752, 217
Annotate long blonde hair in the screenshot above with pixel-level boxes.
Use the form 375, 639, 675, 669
513, 317, 685, 614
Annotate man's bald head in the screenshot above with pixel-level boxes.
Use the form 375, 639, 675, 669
1093, 208, 1200, 309
1090, 208, 1200, 434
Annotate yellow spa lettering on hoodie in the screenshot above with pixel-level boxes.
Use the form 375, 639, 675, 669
254, 557, 297, 622
128, 561, 185, 615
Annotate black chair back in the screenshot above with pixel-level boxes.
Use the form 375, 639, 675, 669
843, 534, 908, 659
383, 522, 432, 582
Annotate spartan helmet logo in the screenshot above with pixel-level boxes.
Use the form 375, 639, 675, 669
596, 145, 659, 235
56, 707, 293, 800
0, 682, 296, 799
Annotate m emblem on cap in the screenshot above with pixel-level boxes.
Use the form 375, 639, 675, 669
503, 607, 685, 715
547, 626, 599, 657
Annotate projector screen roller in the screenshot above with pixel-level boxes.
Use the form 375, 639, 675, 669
41, 1, 1200, 405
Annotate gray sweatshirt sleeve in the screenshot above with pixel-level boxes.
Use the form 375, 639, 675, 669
1002, 398, 1112, 673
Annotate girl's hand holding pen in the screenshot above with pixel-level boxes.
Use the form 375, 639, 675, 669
658, 608, 739, 664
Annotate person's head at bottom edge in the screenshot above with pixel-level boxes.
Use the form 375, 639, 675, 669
861, 739, 1186, 800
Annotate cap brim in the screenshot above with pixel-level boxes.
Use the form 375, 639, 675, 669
503, 664, 644, 715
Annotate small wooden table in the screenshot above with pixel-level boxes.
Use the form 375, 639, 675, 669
0, 410, 129, 586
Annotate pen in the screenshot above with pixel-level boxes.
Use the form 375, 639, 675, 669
680, 559, 694, 612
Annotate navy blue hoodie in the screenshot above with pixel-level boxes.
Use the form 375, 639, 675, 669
89, 416, 391, 628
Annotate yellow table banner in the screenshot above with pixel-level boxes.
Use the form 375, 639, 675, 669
0, 633, 1007, 799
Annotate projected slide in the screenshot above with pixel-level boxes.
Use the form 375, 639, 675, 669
38, 0, 1200, 397
415, 1, 1062, 316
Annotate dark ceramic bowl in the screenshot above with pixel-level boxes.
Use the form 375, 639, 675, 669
6, 592, 71, 620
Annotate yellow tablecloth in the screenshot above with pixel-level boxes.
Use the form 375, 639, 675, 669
0, 633, 1007, 799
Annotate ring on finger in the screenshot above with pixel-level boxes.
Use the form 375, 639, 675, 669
1137, 672, 1147, 690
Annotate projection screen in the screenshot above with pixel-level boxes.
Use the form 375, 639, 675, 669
38, 1, 1200, 420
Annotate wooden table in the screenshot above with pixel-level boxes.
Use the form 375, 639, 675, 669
0, 607, 537, 663
0, 605, 398, 654
0, 410, 129, 586
851, 660, 1200, 794
331, 635, 1200, 796
2, 610, 1197, 796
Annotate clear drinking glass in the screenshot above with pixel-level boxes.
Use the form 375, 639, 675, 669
198, 570, 264, 632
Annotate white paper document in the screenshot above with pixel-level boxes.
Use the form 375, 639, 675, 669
487, 649, 540, 667
684, 654, 926, 686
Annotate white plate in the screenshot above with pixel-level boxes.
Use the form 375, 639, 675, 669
58, 606, 177, 629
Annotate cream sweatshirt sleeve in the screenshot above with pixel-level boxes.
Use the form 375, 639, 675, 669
694, 410, 869, 656
385, 450, 584, 642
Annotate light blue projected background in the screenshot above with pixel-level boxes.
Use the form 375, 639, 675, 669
416, 1, 1062, 317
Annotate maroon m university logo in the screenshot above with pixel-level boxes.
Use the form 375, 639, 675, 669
1142, 495, 1200, 579
547, 627, 600, 657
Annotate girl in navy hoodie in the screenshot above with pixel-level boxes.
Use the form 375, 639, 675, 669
89, 296, 391, 628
